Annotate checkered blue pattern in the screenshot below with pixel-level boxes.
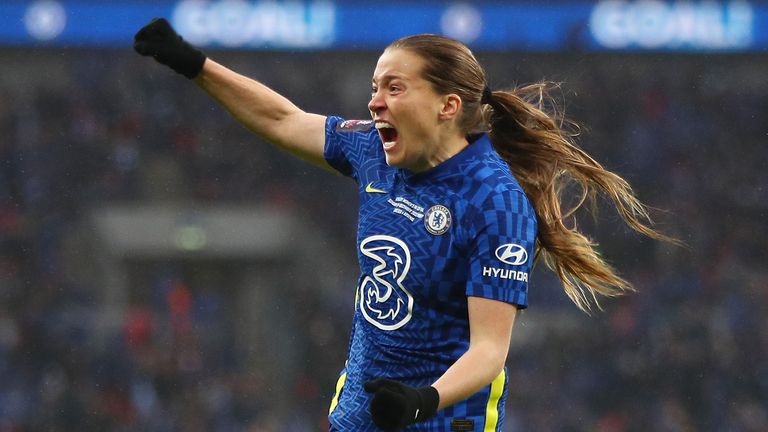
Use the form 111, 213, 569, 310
325, 116, 536, 431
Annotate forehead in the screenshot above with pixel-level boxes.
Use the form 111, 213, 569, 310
372, 48, 425, 82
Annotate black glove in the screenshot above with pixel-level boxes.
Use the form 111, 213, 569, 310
364, 378, 440, 431
133, 18, 206, 79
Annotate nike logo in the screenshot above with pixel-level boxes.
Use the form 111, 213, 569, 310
365, 182, 387, 194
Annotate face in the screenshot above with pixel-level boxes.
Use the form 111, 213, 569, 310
368, 48, 448, 172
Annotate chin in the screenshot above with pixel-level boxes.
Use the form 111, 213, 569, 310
384, 157, 400, 168
383, 152, 404, 168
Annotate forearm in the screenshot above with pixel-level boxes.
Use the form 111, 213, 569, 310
134, 18, 326, 163
193, 59, 301, 140
192, 59, 327, 165
431, 341, 507, 409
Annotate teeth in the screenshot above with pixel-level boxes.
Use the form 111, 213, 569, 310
375, 121, 394, 129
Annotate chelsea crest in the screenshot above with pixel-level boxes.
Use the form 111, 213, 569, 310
424, 205, 452, 235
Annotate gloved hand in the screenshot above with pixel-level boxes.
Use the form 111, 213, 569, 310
133, 18, 206, 79
364, 378, 440, 431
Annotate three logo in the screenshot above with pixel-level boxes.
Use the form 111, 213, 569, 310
359, 235, 414, 331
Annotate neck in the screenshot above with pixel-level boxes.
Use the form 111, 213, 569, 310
412, 132, 469, 173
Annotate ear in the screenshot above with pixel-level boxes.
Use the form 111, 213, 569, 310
438, 94, 462, 121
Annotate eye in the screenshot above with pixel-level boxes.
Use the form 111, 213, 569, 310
389, 85, 401, 93
371, 86, 378, 97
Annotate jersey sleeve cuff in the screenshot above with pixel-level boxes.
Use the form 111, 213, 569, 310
465, 282, 528, 309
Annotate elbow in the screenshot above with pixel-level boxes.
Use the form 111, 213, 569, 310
472, 341, 509, 380
489, 353, 507, 378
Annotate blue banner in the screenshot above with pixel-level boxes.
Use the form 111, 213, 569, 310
0, 0, 765, 52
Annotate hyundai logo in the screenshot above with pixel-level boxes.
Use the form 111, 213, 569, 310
494, 243, 528, 266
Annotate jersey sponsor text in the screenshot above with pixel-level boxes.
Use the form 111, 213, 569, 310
482, 266, 529, 282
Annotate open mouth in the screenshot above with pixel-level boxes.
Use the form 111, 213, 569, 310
375, 121, 399, 149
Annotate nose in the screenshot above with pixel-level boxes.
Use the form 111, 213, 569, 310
368, 90, 384, 114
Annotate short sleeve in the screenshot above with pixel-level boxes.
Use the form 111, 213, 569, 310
464, 189, 537, 309
324, 116, 377, 181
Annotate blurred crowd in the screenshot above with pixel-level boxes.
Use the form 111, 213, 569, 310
0, 47, 766, 431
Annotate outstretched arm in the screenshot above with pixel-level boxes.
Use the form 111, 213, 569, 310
193, 59, 329, 168
134, 18, 329, 169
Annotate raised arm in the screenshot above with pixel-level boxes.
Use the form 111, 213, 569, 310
133, 18, 329, 169
192, 59, 328, 167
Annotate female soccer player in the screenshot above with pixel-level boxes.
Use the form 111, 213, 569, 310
134, 18, 672, 431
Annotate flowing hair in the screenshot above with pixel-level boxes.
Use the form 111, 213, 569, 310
388, 34, 678, 312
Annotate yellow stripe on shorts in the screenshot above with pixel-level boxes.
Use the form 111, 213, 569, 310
328, 372, 347, 414
484, 369, 506, 431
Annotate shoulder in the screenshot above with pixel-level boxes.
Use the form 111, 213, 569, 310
454, 159, 536, 241
464, 151, 528, 204
325, 116, 386, 178
325, 116, 380, 150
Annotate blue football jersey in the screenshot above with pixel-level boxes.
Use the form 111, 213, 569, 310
325, 116, 537, 431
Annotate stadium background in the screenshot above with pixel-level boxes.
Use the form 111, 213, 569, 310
0, 1, 766, 431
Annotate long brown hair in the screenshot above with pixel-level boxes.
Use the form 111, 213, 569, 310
388, 34, 678, 312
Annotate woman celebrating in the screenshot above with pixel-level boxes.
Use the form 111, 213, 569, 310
135, 18, 672, 431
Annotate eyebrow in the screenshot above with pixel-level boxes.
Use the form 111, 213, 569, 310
371, 73, 407, 85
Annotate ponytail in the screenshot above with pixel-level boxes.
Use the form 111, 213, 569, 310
484, 82, 678, 312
